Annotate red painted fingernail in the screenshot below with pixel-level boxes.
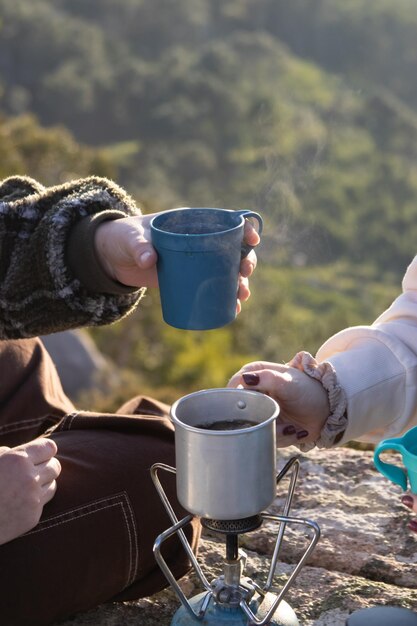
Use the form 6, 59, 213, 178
283, 425, 296, 436
242, 373, 260, 386
408, 519, 417, 533
296, 430, 309, 440
402, 495, 414, 509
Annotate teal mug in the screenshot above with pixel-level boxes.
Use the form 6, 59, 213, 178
150, 207, 263, 330
374, 425, 417, 492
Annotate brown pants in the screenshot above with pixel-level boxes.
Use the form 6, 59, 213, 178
0, 339, 200, 626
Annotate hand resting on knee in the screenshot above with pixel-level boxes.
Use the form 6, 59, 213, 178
0, 438, 61, 545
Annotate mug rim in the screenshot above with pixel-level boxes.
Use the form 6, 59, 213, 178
403, 424, 417, 440
150, 207, 245, 238
375, 425, 417, 459
395, 425, 417, 453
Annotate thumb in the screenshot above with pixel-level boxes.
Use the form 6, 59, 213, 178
132, 241, 157, 269
241, 370, 293, 398
97, 218, 157, 270
121, 216, 158, 270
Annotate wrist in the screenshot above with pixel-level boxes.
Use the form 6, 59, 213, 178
288, 351, 348, 449
94, 221, 117, 281
67, 212, 138, 295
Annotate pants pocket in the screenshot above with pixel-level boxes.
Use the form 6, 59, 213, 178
0, 492, 139, 626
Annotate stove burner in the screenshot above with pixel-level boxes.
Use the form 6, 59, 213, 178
201, 514, 263, 534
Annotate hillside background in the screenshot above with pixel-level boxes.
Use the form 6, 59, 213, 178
1, 0, 415, 405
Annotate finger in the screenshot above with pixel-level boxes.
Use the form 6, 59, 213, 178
228, 372, 243, 388
276, 422, 298, 447
117, 217, 158, 270
240, 250, 257, 278
240, 370, 295, 403
237, 276, 250, 303
239, 361, 289, 374
19, 438, 58, 465
136, 246, 157, 270
236, 299, 242, 316
129, 238, 158, 270
243, 220, 261, 246
276, 418, 310, 445
228, 362, 274, 388
37, 457, 62, 487
229, 364, 291, 386
41, 479, 58, 505
401, 494, 417, 513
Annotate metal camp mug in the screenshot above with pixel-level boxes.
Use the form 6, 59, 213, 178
150, 207, 263, 330
170, 388, 279, 520
374, 425, 417, 493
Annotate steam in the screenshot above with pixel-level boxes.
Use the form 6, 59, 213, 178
252, 131, 330, 266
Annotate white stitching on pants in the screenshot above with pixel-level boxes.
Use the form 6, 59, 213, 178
25, 492, 137, 589
68, 412, 79, 429
58, 411, 80, 430
0, 415, 58, 434
123, 492, 139, 584
118, 496, 136, 587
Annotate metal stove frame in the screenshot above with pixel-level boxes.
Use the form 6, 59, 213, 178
151, 456, 320, 625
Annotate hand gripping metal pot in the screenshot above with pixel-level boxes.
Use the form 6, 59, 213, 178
170, 388, 280, 520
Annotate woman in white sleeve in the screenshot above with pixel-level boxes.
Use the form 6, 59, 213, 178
229, 254, 417, 623
229, 254, 417, 527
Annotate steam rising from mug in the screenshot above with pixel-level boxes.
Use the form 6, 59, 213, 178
150, 207, 263, 330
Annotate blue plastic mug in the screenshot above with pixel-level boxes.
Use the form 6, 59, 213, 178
150, 207, 263, 330
374, 425, 417, 493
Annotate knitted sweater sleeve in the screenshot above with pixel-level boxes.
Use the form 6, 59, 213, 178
0, 175, 145, 338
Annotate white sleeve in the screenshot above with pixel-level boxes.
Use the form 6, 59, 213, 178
316, 255, 417, 445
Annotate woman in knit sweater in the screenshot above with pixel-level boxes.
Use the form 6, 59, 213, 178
0, 175, 260, 625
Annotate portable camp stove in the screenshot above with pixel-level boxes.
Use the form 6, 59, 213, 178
151, 388, 320, 626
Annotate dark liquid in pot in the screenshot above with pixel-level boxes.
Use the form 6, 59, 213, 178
195, 419, 258, 431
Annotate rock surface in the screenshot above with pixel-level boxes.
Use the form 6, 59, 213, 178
41, 330, 110, 400
56, 447, 417, 625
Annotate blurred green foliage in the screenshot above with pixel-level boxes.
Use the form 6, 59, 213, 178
0, 113, 114, 184
0, 0, 416, 403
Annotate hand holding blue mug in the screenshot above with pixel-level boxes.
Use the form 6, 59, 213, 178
374, 425, 417, 493
150, 207, 262, 330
